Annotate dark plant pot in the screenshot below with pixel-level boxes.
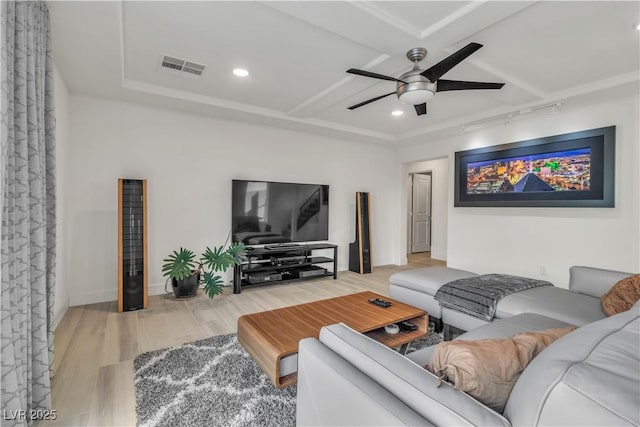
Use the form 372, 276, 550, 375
172, 273, 200, 298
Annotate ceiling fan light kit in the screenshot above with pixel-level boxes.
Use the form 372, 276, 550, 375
347, 42, 505, 116
397, 47, 435, 105
397, 77, 435, 105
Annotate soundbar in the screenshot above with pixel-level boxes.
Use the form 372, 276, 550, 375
265, 243, 302, 250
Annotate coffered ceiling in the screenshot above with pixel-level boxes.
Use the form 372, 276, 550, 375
48, 1, 640, 145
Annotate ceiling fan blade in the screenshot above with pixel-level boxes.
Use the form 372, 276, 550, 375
437, 79, 505, 92
421, 42, 483, 82
347, 68, 405, 84
414, 103, 427, 116
347, 91, 397, 110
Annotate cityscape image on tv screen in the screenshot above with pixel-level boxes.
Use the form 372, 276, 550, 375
466, 147, 591, 194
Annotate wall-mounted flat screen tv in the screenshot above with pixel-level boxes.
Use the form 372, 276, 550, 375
231, 180, 329, 245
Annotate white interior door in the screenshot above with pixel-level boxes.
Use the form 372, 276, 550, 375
411, 173, 432, 253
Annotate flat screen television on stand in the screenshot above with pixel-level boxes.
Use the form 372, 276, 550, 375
231, 180, 329, 247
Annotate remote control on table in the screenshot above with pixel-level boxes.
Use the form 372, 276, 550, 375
398, 321, 418, 333
368, 298, 392, 308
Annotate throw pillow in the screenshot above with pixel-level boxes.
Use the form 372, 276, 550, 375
427, 326, 575, 413
601, 274, 640, 316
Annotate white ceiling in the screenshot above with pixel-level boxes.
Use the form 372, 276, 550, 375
48, 1, 640, 145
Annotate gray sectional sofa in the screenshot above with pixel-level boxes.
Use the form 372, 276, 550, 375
296, 265, 640, 426
297, 307, 640, 426
389, 265, 633, 338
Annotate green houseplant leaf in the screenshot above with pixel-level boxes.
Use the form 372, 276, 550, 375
201, 245, 235, 272
162, 247, 197, 281
227, 242, 247, 264
201, 271, 224, 298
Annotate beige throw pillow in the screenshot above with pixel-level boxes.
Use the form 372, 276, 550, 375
601, 274, 640, 316
427, 326, 575, 413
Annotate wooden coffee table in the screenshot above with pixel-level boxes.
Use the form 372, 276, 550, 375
237, 291, 427, 388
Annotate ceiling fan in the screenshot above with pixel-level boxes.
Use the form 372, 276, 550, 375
346, 43, 504, 116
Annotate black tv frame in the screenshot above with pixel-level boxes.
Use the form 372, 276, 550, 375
231, 179, 330, 245
454, 126, 615, 207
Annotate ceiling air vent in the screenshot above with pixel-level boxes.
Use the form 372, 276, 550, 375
160, 55, 206, 77
161, 55, 185, 71
183, 61, 205, 76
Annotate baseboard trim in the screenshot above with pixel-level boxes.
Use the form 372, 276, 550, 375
70, 282, 170, 306
69, 289, 117, 306
150, 282, 170, 297
53, 302, 69, 331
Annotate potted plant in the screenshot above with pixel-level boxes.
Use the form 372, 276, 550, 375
162, 243, 246, 299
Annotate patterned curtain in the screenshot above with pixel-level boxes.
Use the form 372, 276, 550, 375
1, 2, 56, 426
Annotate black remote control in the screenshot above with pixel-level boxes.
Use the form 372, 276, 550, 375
368, 298, 391, 308
398, 321, 418, 333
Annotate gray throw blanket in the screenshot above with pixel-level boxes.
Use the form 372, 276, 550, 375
434, 274, 553, 321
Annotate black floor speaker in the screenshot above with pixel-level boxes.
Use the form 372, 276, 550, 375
349, 192, 372, 274
118, 178, 148, 312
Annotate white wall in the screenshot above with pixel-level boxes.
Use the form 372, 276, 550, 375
397, 95, 639, 288
403, 158, 449, 261
53, 65, 70, 328
65, 95, 399, 305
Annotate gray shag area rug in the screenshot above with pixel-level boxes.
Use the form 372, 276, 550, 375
134, 331, 441, 427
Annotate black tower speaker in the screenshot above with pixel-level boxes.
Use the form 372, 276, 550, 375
349, 192, 372, 274
118, 179, 148, 312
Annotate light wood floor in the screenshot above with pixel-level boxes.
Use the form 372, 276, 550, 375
45, 254, 444, 426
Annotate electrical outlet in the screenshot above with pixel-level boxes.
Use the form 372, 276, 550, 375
539, 265, 547, 276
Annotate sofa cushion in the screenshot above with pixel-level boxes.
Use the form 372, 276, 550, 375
569, 265, 635, 298
406, 313, 571, 367
389, 267, 478, 296
504, 307, 640, 426
459, 313, 573, 341
389, 286, 445, 320
319, 323, 510, 427
496, 286, 605, 326
427, 326, 574, 413
389, 267, 477, 319
601, 274, 640, 316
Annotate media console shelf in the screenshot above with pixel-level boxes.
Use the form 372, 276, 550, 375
233, 243, 338, 294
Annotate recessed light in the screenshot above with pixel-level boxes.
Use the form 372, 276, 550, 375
233, 68, 249, 77
636, 23, 640, 31
391, 110, 404, 116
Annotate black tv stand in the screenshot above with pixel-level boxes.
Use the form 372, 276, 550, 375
233, 243, 337, 293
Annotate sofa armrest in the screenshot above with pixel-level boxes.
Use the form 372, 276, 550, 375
296, 338, 431, 426
319, 323, 510, 427
569, 266, 634, 297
